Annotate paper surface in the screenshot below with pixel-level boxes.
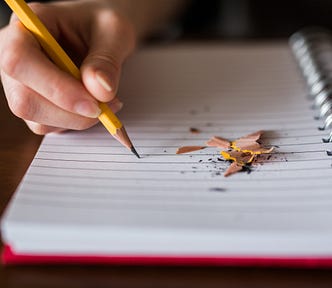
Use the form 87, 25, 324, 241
2, 43, 332, 256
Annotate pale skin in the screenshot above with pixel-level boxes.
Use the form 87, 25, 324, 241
0, 0, 186, 134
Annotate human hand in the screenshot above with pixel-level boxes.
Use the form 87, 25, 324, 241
0, 0, 136, 134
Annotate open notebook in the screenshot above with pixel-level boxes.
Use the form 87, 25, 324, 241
1, 41, 332, 266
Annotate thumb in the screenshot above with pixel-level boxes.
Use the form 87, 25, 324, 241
81, 13, 135, 104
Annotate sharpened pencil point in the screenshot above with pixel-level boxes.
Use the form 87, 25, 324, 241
131, 146, 140, 158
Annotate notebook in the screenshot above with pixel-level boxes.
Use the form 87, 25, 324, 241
1, 30, 332, 267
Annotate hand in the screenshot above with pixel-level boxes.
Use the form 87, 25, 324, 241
0, 0, 136, 134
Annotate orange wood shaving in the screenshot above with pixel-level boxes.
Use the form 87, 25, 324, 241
206, 136, 231, 149
176, 146, 206, 154
221, 151, 255, 165
232, 142, 274, 154
231, 141, 261, 152
220, 130, 274, 176
231, 130, 273, 154
239, 130, 263, 141
224, 162, 243, 177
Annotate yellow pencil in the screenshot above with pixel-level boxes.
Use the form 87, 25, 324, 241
4, 0, 140, 158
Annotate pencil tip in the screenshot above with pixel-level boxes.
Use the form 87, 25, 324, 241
131, 146, 140, 158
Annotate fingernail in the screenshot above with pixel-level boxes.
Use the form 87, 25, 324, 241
74, 100, 101, 118
110, 100, 124, 112
96, 71, 113, 92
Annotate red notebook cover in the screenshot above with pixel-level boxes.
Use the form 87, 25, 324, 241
3, 245, 332, 268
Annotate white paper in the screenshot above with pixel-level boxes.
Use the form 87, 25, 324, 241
2, 43, 332, 256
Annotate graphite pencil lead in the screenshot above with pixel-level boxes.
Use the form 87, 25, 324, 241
131, 146, 140, 158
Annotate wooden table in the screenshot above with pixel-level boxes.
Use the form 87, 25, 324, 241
1, 86, 332, 288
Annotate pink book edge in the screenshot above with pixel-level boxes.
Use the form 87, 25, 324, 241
3, 245, 332, 268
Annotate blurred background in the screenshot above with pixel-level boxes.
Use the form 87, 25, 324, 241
0, 1, 10, 28
2, 0, 332, 39
179, 0, 332, 39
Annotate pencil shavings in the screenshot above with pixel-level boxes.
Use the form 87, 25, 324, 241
221, 130, 274, 176
221, 151, 255, 166
231, 130, 274, 154
239, 130, 263, 141
224, 162, 243, 177
176, 130, 275, 177
206, 136, 231, 149
176, 146, 206, 154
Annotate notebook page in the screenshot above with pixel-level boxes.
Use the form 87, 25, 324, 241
2, 43, 332, 256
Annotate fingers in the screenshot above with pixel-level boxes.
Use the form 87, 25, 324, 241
0, 21, 101, 118
23, 97, 119, 135
81, 10, 136, 103
2, 71, 123, 134
2, 71, 100, 129
24, 120, 66, 135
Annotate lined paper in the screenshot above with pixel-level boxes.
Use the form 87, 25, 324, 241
2, 43, 332, 256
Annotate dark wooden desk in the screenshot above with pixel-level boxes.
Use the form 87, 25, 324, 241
1, 86, 332, 288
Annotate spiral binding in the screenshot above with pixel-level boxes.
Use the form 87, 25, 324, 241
289, 27, 332, 143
